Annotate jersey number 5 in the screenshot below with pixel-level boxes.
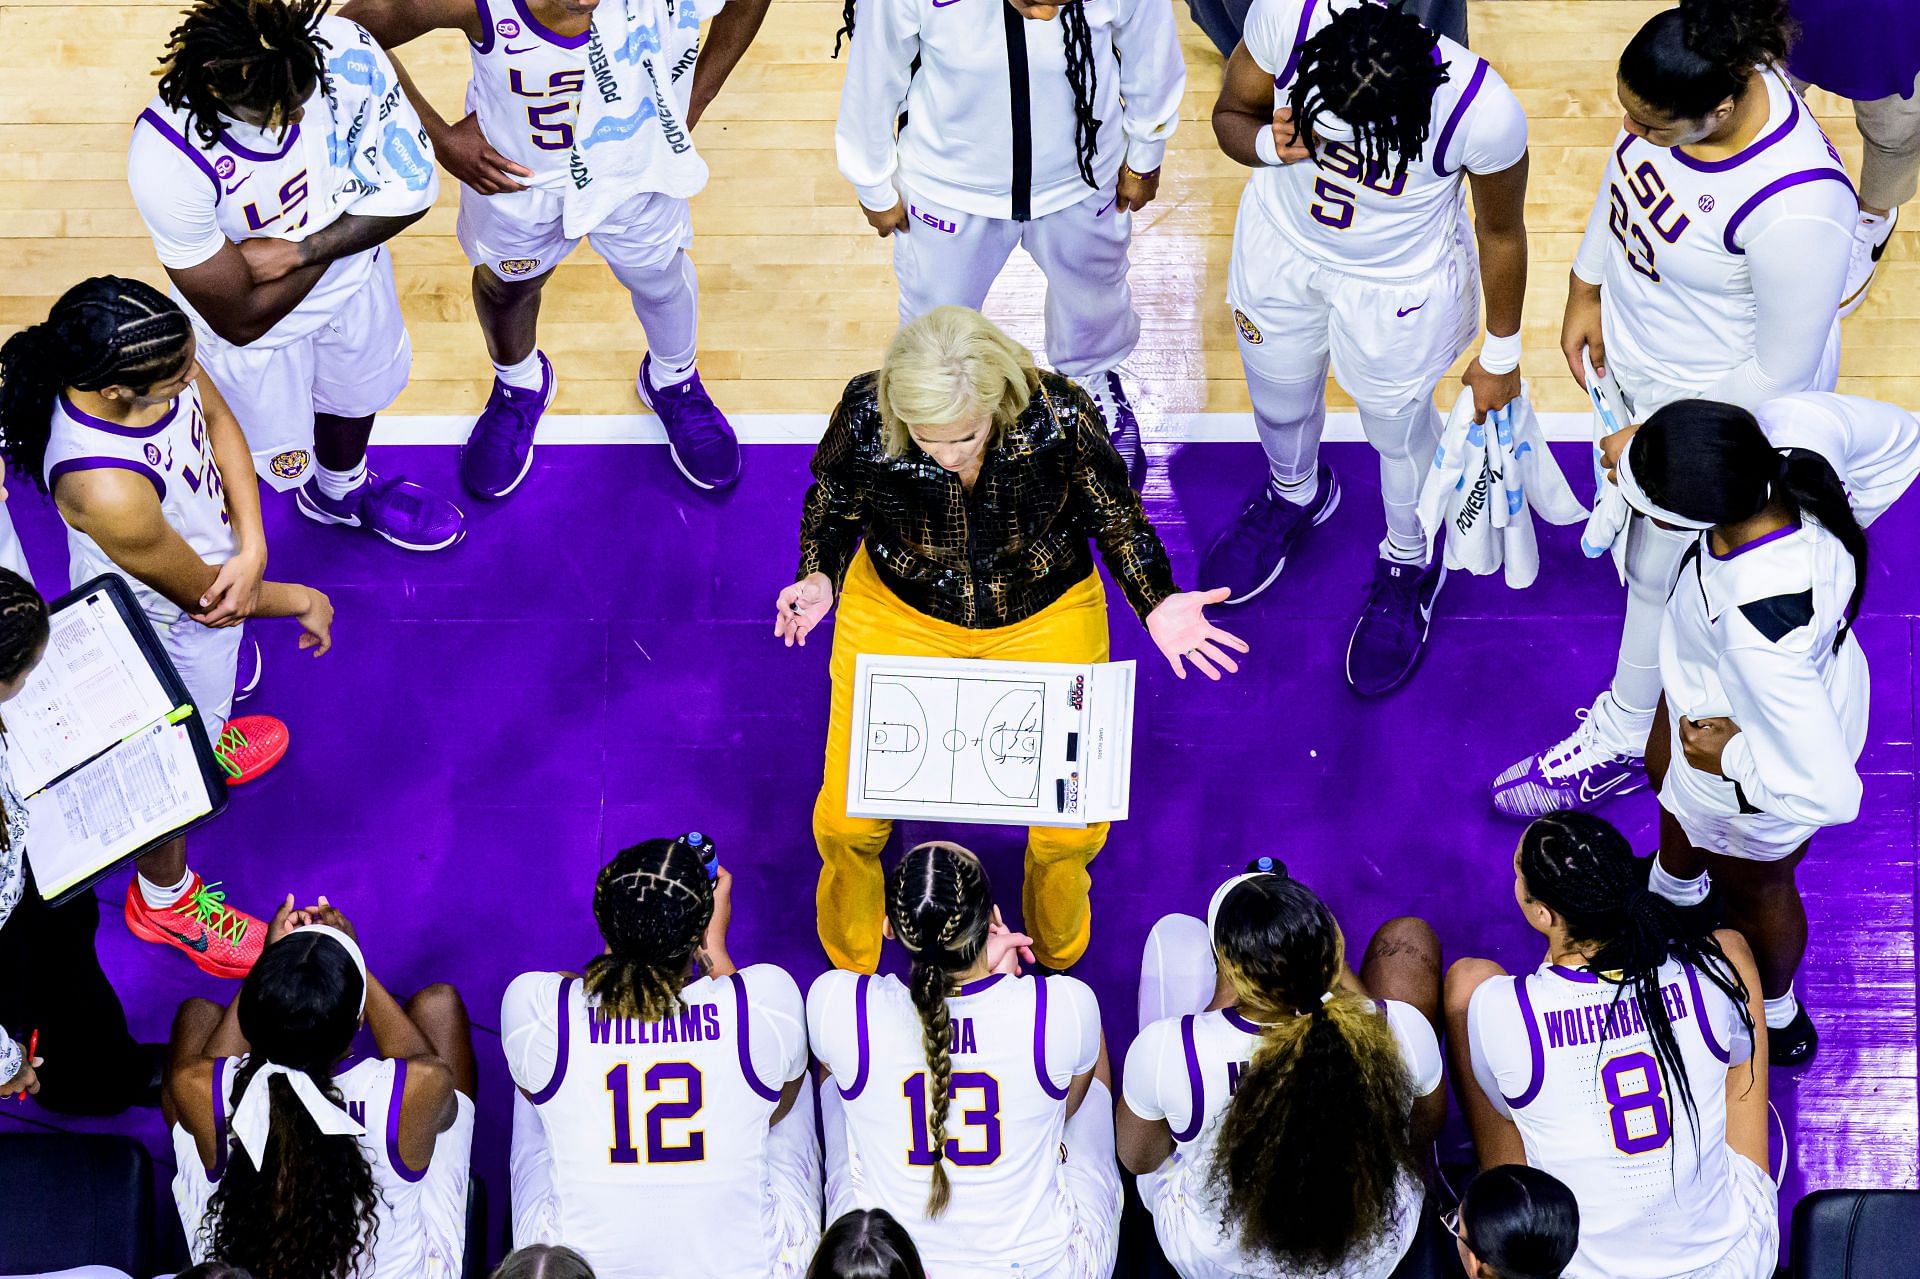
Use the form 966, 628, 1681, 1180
1601, 1051, 1672, 1156
904, 1072, 1002, 1166
606, 1061, 704, 1164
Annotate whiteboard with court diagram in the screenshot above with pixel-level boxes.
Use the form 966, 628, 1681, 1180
847, 655, 1135, 828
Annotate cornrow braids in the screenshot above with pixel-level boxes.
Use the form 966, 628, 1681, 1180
585, 838, 716, 1024
884, 842, 993, 1218
0, 570, 48, 688
1520, 813, 1755, 1152
157, 0, 333, 147
0, 276, 193, 494
1288, 1, 1449, 186
1059, 1, 1102, 189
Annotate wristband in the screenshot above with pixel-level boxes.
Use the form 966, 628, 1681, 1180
1254, 128, 1285, 167
1478, 329, 1522, 375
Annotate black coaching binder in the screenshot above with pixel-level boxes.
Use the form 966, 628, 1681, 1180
12, 574, 230, 905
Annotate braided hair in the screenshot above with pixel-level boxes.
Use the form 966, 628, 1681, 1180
1519, 813, 1755, 1149
1205, 876, 1418, 1270
585, 838, 716, 1024
1288, 1, 1450, 186
884, 842, 993, 1218
0, 571, 48, 690
1619, 0, 1794, 122
158, 0, 332, 146
834, 1, 1102, 190
1632, 400, 1867, 654
0, 277, 193, 493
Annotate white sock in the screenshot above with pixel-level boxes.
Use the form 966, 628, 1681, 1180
138, 868, 193, 909
1858, 209, 1893, 246
1381, 530, 1429, 564
1270, 469, 1319, 506
1648, 859, 1711, 907
315, 459, 369, 501
1763, 986, 1800, 1031
493, 351, 543, 391
647, 351, 697, 391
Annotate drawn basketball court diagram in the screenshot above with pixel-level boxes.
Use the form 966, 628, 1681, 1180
848, 655, 1137, 827
862, 674, 1046, 808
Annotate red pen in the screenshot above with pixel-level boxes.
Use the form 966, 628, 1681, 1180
15, 1029, 35, 1102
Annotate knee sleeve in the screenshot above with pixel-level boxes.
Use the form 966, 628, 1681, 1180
614, 251, 700, 371
1357, 394, 1444, 551
1611, 514, 1693, 716
1245, 365, 1329, 485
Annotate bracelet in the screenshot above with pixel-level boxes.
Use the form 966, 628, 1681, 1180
1120, 164, 1160, 182
1478, 329, 1523, 375
1254, 128, 1285, 167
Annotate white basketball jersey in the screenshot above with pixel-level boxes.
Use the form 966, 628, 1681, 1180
172, 1055, 455, 1279
1239, 0, 1528, 277
809, 970, 1102, 1279
1123, 1002, 1440, 1279
1469, 962, 1756, 1279
467, 0, 590, 192
45, 383, 235, 600
1580, 70, 1853, 395
505, 967, 805, 1279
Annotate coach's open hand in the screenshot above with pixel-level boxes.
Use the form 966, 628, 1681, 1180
1680, 715, 1741, 777
1146, 588, 1250, 681
774, 572, 836, 647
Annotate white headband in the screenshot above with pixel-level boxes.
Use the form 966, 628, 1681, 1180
230, 926, 371, 1169
1614, 446, 1717, 531
1206, 873, 1268, 945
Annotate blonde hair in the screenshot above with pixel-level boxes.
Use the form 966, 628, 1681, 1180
875, 307, 1042, 459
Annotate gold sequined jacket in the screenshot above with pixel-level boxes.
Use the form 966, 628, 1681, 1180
796, 371, 1180, 629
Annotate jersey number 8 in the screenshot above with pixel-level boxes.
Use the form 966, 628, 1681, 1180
605, 1061, 704, 1164
903, 1072, 1003, 1166
1601, 1051, 1672, 1156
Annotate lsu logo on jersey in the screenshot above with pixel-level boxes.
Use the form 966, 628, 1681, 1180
498, 257, 542, 277
270, 449, 311, 481
1234, 309, 1264, 345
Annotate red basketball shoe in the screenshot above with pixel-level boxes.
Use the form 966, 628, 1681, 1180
216, 715, 289, 786
124, 875, 265, 978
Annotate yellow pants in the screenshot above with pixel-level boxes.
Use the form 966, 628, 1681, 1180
814, 550, 1111, 972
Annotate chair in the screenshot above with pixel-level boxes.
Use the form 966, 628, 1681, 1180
0, 1132, 153, 1276
464, 1173, 489, 1279
1792, 1188, 1920, 1277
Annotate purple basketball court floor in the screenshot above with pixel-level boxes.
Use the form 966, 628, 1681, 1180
3, 439, 1913, 1269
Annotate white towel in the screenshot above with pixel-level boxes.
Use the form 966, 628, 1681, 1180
308, 19, 440, 224
1418, 386, 1587, 589
562, 0, 724, 239
1577, 350, 1633, 582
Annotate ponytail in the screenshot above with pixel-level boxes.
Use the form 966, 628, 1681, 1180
1779, 447, 1868, 653
0, 276, 193, 492
1206, 877, 1418, 1270
1619, 0, 1795, 121
884, 843, 993, 1219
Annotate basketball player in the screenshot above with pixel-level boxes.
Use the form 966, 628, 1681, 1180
502, 837, 819, 1279
1492, 0, 1855, 818
1119, 871, 1444, 1279
342, 0, 762, 499
1446, 814, 1775, 1279
0, 278, 335, 979
1205, 0, 1530, 696
832, 0, 1188, 488
809, 842, 1121, 1279
127, 0, 467, 551
167, 901, 477, 1279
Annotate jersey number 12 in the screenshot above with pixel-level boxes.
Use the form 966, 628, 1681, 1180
606, 1062, 705, 1164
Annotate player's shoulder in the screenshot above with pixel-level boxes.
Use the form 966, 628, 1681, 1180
735, 962, 805, 1013
500, 969, 572, 1029
1040, 971, 1101, 1019
1242, 0, 1323, 78
1125, 1011, 1185, 1069
1464, 969, 1523, 1025
804, 966, 873, 1012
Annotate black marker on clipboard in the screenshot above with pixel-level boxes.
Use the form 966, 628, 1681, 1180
1055, 779, 1067, 813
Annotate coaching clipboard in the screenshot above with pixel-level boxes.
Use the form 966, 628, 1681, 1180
11, 574, 229, 905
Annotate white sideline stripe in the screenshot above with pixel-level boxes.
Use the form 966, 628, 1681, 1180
369, 410, 1596, 446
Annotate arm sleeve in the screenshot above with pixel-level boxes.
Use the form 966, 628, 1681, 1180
1120, 1017, 1182, 1126
127, 126, 227, 270
744, 965, 810, 1085
1572, 171, 1612, 285
499, 971, 562, 1094
1241, 0, 1306, 77
833, 0, 919, 211
1066, 384, 1179, 619
1465, 979, 1518, 1119
1761, 395, 1920, 517
1457, 69, 1529, 176
1703, 191, 1855, 410
1110, 0, 1185, 173
1046, 976, 1103, 1082
1716, 639, 1864, 827
806, 970, 857, 1081
1384, 1000, 1444, 1095
795, 386, 870, 589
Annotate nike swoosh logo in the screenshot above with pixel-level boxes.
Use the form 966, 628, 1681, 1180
160, 925, 211, 953
224, 175, 251, 195
1578, 772, 1632, 804
504, 41, 541, 52
1395, 303, 1425, 318
1095, 198, 1115, 216
931, 0, 966, 8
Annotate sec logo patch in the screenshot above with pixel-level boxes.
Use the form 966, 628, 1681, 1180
270, 449, 311, 481
496, 17, 522, 36
1234, 309, 1263, 345
143, 443, 163, 466
497, 258, 541, 277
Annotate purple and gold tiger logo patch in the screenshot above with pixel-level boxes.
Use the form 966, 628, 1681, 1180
1234, 308, 1263, 345
269, 449, 311, 481
498, 258, 541, 277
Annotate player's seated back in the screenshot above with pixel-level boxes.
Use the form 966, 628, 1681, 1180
502, 837, 819, 1279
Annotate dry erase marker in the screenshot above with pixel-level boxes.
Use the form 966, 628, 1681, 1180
16, 1029, 35, 1101
1065, 732, 1079, 762
1055, 779, 1066, 812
